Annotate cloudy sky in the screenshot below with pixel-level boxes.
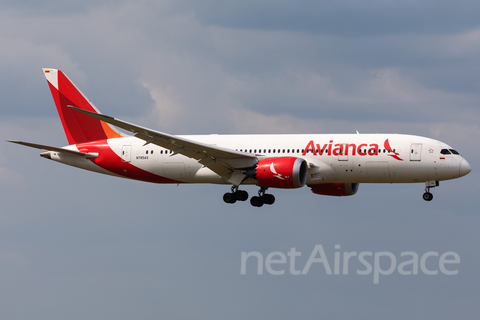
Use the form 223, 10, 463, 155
1, 1, 479, 319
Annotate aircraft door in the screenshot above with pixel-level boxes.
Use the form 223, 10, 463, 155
121, 145, 132, 162
410, 144, 422, 161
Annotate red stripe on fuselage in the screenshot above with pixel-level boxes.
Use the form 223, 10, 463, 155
77, 140, 181, 184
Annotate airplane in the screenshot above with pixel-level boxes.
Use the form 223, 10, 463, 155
8, 68, 472, 207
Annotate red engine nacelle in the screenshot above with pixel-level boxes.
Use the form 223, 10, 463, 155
309, 183, 359, 196
254, 157, 307, 188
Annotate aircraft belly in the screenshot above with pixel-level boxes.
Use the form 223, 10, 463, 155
157, 158, 223, 183
50, 152, 123, 177
343, 157, 430, 183
365, 161, 391, 182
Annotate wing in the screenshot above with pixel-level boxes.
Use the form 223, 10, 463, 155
67, 106, 258, 180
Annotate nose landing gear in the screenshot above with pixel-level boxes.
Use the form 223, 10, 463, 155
422, 189, 433, 201
422, 181, 439, 201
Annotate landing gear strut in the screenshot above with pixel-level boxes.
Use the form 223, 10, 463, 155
223, 186, 248, 204
250, 187, 275, 207
422, 181, 438, 201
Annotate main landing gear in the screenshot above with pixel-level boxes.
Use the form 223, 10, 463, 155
250, 186, 275, 207
223, 186, 249, 204
422, 181, 439, 201
223, 186, 275, 207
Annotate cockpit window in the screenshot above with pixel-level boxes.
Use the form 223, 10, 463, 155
440, 149, 451, 155
449, 149, 460, 155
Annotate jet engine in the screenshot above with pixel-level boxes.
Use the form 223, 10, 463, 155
309, 183, 359, 196
251, 157, 307, 188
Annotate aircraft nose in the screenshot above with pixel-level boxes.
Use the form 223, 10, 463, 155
459, 158, 472, 177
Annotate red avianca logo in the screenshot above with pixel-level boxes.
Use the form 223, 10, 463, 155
302, 138, 404, 161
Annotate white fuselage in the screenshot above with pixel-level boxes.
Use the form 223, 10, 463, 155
50, 133, 470, 186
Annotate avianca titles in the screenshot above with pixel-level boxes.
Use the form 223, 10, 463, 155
9, 69, 472, 207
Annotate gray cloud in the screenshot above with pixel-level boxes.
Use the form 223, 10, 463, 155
182, 0, 480, 36
1, 1, 479, 131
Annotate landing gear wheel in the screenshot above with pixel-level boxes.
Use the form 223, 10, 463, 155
423, 192, 433, 201
262, 194, 275, 205
223, 192, 237, 204
250, 196, 264, 207
235, 190, 249, 201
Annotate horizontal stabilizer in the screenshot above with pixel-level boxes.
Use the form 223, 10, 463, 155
7, 140, 98, 158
